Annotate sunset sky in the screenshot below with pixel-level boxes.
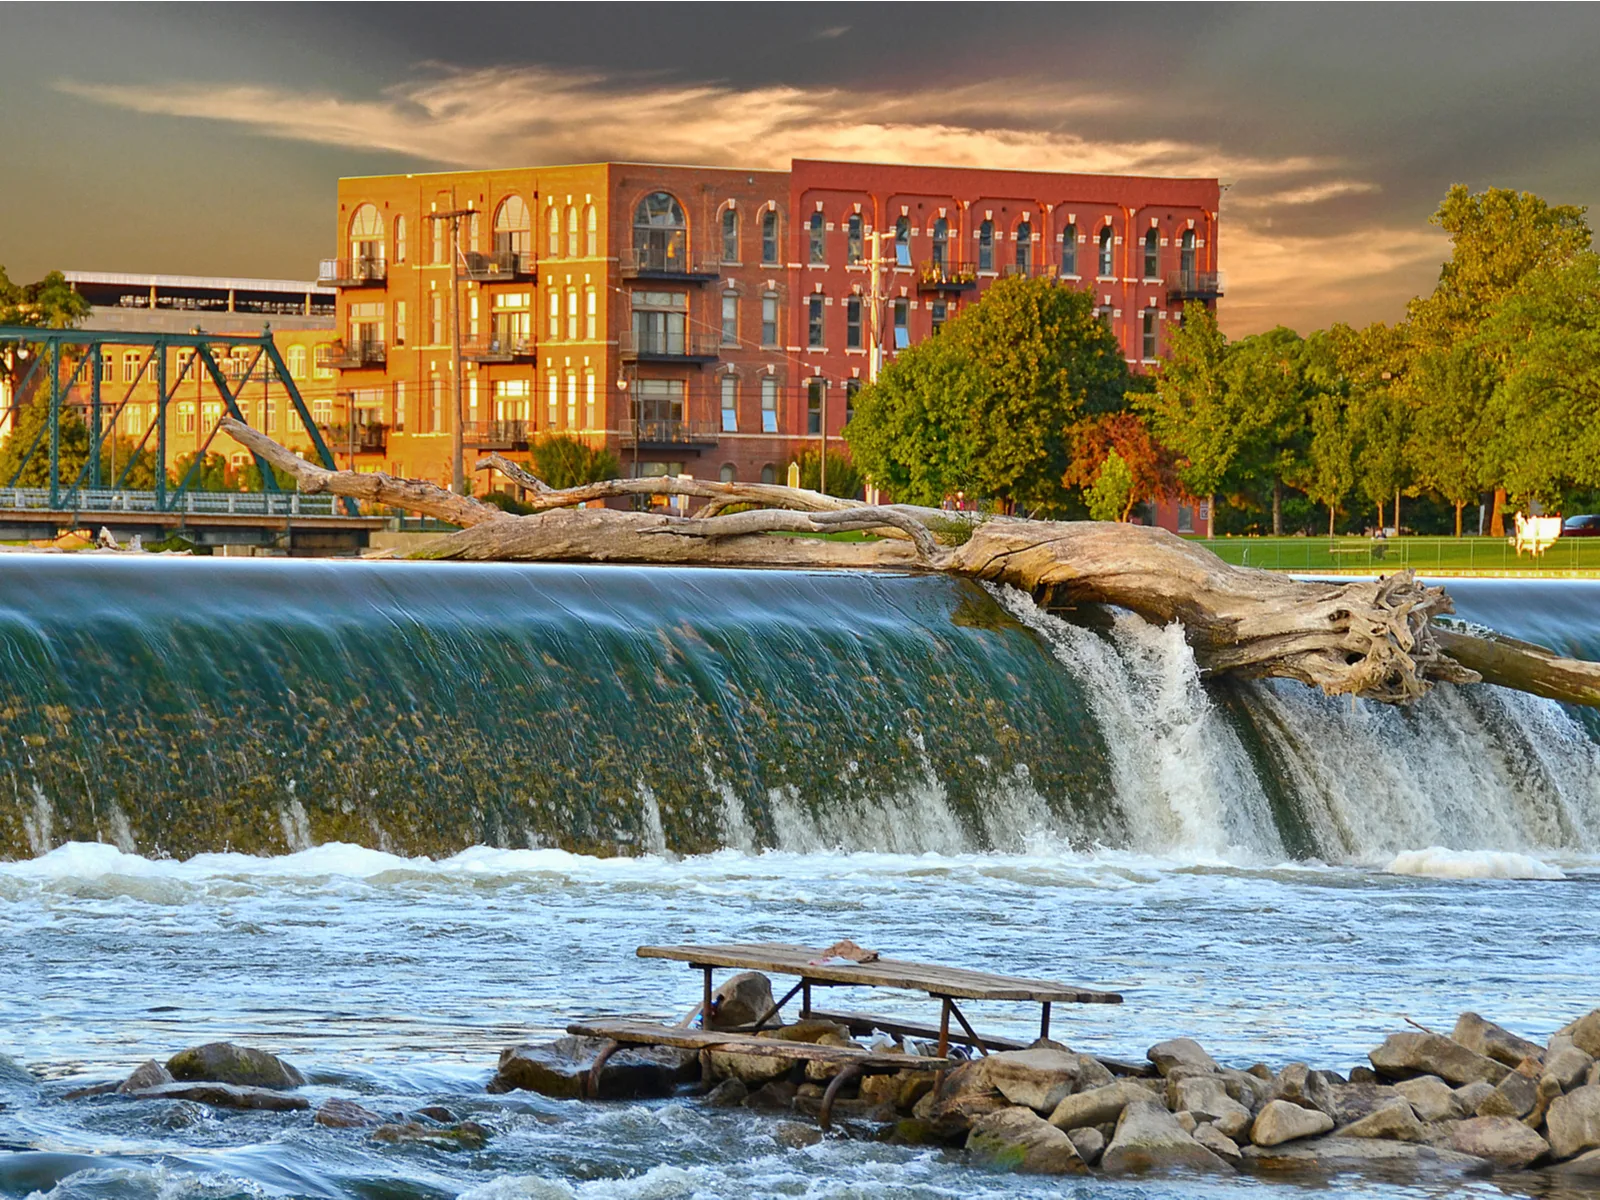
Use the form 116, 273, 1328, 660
4, 3, 1597, 335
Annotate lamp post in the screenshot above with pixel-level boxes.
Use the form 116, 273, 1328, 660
618, 371, 636, 485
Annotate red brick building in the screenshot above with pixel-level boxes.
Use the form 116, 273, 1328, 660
320, 158, 1221, 510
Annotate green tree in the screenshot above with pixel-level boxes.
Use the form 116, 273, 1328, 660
530, 435, 621, 489
1405, 343, 1495, 535
0, 392, 89, 486
1084, 450, 1134, 522
0, 268, 91, 390
1138, 304, 1234, 503
170, 451, 231, 493
795, 448, 864, 499
1220, 327, 1314, 534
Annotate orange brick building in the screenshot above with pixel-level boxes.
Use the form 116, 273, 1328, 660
321, 159, 1222, 499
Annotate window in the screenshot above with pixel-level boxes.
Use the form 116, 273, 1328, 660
466, 211, 481, 254
720, 463, 737, 483
893, 298, 909, 349
806, 379, 824, 435
761, 377, 779, 433
566, 371, 578, 429
348, 300, 384, 351
808, 295, 824, 348
491, 292, 532, 350
1177, 503, 1195, 534
547, 374, 559, 429
761, 293, 778, 345
494, 379, 531, 424
722, 207, 739, 263
932, 217, 949, 270
430, 218, 445, 266
931, 299, 948, 334
494, 196, 532, 265
721, 293, 738, 345
633, 191, 687, 271
426, 377, 443, 433
395, 215, 407, 263
429, 293, 445, 345
1015, 221, 1032, 274
287, 346, 307, 379
847, 214, 862, 265
1180, 229, 1196, 279
566, 205, 579, 258
262, 398, 277, 432
1061, 224, 1077, 276
1143, 308, 1158, 360
585, 288, 597, 340
585, 371, 596, 428
1144, 229, 1160, 279
349, 203, 384, 264
1099, 226, 1114, 277
637, 378, 683, 424
313, 397, 335, 428
808, 212, 825, 263
565, 287, 579, 341
761, 210, 779, 264
846, 297, 862, 348
631, 290, 687, 355
314, 349, 333, 380
98, 353, 113, 382
760, 463, 776, 485
546, 203, 560, 257
393, 380, 406, 432
547, 288, 560, 339
895, 216, 911, 267
122, 352, 139, 383
394, 300, 407, 347
177, 402, 197, 434
201, 401, 221, 432
845, 379, 860, 426
720, 375, 737, 432
585, 205, 598, 256
978, 220, 994, 272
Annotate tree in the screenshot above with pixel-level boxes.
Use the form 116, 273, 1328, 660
0, 267, 91, 390
530, 435, 621, 490
1063, 412, 1178, 522
0, 393, 157, 489
170, 451, 231, 493
1084, 450, 1134, 521
1138, 304, 1234, 504
795, 448, 864, 499
1219, 327, 1314, 534
1405, 343, 1495, 535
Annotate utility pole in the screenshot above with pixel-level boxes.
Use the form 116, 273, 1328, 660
864, 229, 891, 384
426, 191, 472, 494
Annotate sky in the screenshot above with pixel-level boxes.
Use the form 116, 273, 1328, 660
3, 3, 1598, 336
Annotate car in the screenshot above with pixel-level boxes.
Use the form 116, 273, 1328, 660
1562, 514, 1600, 537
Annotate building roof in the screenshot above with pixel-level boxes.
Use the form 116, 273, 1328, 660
64, 271, 332, 296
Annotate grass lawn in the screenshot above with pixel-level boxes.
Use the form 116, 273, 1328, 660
1192, 535, 1600, 576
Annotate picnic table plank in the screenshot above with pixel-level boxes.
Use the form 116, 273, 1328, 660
637, 942, 1122, 1004
566, 1019, 949, 1071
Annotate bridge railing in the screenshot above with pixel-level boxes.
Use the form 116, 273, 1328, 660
0, 488, 341, 517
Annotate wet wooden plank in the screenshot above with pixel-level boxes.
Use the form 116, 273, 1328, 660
566, 1019, 949, 1071
637, 942, 1123, 1004
808, 1009, 1154, 1076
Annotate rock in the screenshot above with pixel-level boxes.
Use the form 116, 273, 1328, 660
1337, 1098, 1424, 1142
1368, 1032, 1508, 1087
1172, 1076, 1251, 1140
1552, 1147, 1600, 1177
117, 1060, 174, 1094
1251, 1099, 1334, 1146
742, 1079, 799, 1111
1592, 1063, 1600, 1088
1174, 1110, 1197, 1133
705, 1078, 748, 1108
1147, 1038, 1219, 1077
984, 1049, 1110, 1114
1066, 1125, 1105, 1165
372, 1120, 489, 1150
1172, 1065, 1265, 1113
148, 1099, 209, 1129
1475, 1067, 1538, 1119
1450, 1115, 1548, 1169
129, 1082, 309, 1111
768, 1019, 852, 1045
803, 1032, 862, 1082
1245, 1063, 1273, 1082
1452, 1013, 1544, 1069
1101, 1098, 1231, 1174
61, 1081, 120, 1100
315, 1098, 386, 1128
1319, 1082, 1402, 1126
912, 1065, 1010, 1139
709, 972, 774, 1029
1394, 1076, 1464, 1122
966, 1106, 1089, 1174
1243, 1135, 1492, 1177
166, 1044, 304, 1090
1548, 1085, 1600, 1161
1544, 1047, 1596, 1094
1348, 1066, 1379, 1084
488, 1037, 699, 1099
1454, 1080, 1495, 1113
773, 1120, 822, 1149
1193, 1122, 1243, 1167
414, 1105, 456, 1123
1266, 1063, 1331, 1113
1572, 1010, 1600, 1057
1047, 1080, 1157, 1132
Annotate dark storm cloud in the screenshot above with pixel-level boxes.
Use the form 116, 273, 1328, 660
4, 3, 1598, 333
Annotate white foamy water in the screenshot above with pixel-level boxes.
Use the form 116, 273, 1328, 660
1386, 846, 1567, 880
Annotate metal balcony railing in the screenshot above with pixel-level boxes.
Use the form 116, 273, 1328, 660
319, 340, 387, 369
917, 260, 980, 291
461, 420, 532, 448
618, 418, 720, 448
618, 331, 720, 361
318, 257, 388, 287
0, 487, 338, 517
322, 422, 389, 454
1000, 260, 1054, 280
462, 250, 535, 281
463, 336, 535, 363
618, 247, 721, 280
1168, 270, 1225, 301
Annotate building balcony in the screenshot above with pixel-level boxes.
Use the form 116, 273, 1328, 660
1000, 261, 1054, 280
618, 247, 721, 282
319, 340, 386, 370
318, 257, 387, 287
322, 422, 389, 455
1168, 270, 1225, 302
461, 420, 531, 449
618, 331, 720, 363
917, 260, 980, 292
462, 250, 535, 281
618, 418, 721, 450
463, 336, 536, 364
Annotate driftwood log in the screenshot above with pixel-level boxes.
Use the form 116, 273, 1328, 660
222, 418, 1600, 708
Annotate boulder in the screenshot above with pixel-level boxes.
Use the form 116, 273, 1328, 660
1572, 1009, 1600, 1057
1242, 1135, 1492, 1177
1172, 1065, 1265, 1113
1100, 1098, 1231, 1174
705, 1078, 748, 1107
985, 1049, 1110, 1114
1348, 1066, 1379, 1084
1171, 1076, 1251, 1140
742, 1079, 799, 1111
966, 1106, 1089, 1174
1548, 1084, 1600, 1161
1047, 1080, 1159, 1132
1368, 1032, 1508, 1087
1246, 1063, 1273, 1082
1475, 1067, 1538, 1119
1337, 1098, 1424, 1142
117, 1060, 174, 1095
709, 972, 774, 1029
912, 1061, 1010, 1139
803, 1032, 863, 1082
1066, 1125, 1105, 1166
773, 1121, 822, 1149
1174, 1110, 1197, 1133
315, 1098, 387, 1128
1320, 1082, 1403, 1126
414, 1106, 456, 1123
166, 1044, 304, 1090
129, 1081, 309, 1111
1266, 1063, 1331, 1113
1551, 1147, 1600, 1178
372, 1120, 489, 1150
487, 1037, 699, 1099
1251, 1099, 1334, 1147
1544, 1047, 1595, 1094
1452, 1013, 1544, 1069
1450, 1116, 1548, 1170
1454, 1080, 1496, 1113
1146, 1038, 1219, 1077
1394, 1076, 1464, 1122
1193, 1122, 1244, 1167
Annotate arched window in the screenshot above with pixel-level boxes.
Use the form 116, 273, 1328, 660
585, 205, 598, 256
760, 463, 777, 485
348, 203, 384, 262
722, 207, 739, 263
394, 215, 407, 263
1098, 226, 1114, 277
720, 463, 738, 483
1144, 229, 1160, 279
762, 210, 779, 264
565, 205, 579, 258
1180, 229, 1196, 279
546, 204, 559, 257
931, 218, 949, 270
978, 220, 994, 272
846, 214, 862, 264
1014, 221, 1032, 275
895, 215, 911, 266
808, 212, 825, 263
633, 191, 686, 270
1060, 224, 1077, 276
494, 195, 532, 266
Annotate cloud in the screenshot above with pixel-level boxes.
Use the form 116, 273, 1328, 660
1227, 179, 1382, 209
813, 25, 851, 40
